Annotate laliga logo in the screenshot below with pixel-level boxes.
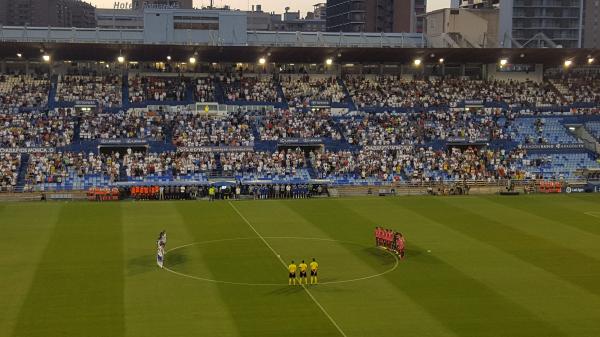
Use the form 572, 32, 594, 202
566, 186, 572, 193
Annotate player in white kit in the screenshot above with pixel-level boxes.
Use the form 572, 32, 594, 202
157, 244, 165, 268
156, 230, 167, 268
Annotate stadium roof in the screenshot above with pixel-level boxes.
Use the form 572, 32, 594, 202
1, 42, 598, 66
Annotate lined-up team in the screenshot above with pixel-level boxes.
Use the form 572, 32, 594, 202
288, 258, 319, 285
375, 227, 405, 258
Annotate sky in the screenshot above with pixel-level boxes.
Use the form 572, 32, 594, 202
89, 0, 450, 15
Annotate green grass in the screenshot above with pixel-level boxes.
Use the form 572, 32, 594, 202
1, 194, 600, 337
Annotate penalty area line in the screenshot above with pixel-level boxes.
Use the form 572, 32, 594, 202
228, 201, 348, 337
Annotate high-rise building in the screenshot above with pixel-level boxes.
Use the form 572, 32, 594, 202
460, 0, 499, 8
498, 0, 583, 48
583, 0, 600, 48
326, 0, 424, 33
0, 0, 96, 27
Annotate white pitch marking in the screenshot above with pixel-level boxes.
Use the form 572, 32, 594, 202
228, 201, 349, 337
584, 211, 600, 218
163, 237, 399, 286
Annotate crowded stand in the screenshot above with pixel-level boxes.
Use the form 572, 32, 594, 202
0, 74, 50, 110
129, 75, 188, 102
25, 152, 120, 191
220, 149, 307, 177
0, 110, 73, 147
79, 110, 166, 140
122, 151, 215, 180
0, 153, 20, 192
346, 76, 563, 108
221, 75, 279, 102
338, 110, 506, 146
281, 75, 346, 107
1, 64, 600, 195
257, 109, 341, 141
56, 75, 122, 106
310, 146, 526, 183
193, 76, 216, 102
172, 112, 254, 147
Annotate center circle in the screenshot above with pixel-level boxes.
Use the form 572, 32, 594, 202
163, 237, 399, 286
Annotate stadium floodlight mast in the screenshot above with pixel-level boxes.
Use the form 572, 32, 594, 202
259, 57, 266, 65
588, 57, 595, 64
438, 58, 444, 63
42, 54, 51, 62
413, 59, 422, 66
499, 58, 508, 67
564, 60, 573, 68
325, 58, 333, 66
167, 55, 172, 61
16, 53, 22, 58
117, 56, 125, 63
189, 57, 197, 64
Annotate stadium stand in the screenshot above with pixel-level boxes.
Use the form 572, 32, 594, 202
507, 117, 580, 144
193, 76, 216, 103
0, 74, 50, 110
56, 75, 122, 106
0, 153, 20, 192
172, 112, 254, 147
129, 75, 188, 102
281, 75, 346, 107
24, 152, 117, 192
1, 66, 600, 194
122, 151, 210, 182
222, 75, 280, 103
79, 110, 166, 140
0, 110, 74, 147
257, 109, 341, 141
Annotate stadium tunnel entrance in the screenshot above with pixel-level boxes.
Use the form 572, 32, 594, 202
277, 142, 324, 154
98, 144, 149, 156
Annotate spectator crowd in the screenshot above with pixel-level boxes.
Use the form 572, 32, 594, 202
57, 75, 122, 107
172, 112, 254, 147
0, 74, 49, 110
222, 75, 279, 102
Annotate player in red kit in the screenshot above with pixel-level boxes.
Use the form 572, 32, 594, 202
396, 233, 405, 259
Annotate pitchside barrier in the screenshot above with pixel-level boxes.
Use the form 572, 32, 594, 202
0, 179, 594, 201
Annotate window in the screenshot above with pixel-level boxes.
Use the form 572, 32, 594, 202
174, 22, 219, 30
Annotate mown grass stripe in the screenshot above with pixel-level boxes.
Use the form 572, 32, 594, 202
11, 202, 125, 337
248, 199, 459, 337
404, 197, 600, 297
0, 204, 59, 337
175, 201, 340, 337
322, 198, 568, 337
482, 194, 600, 237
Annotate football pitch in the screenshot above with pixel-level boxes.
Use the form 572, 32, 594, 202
2, 194, 600, 337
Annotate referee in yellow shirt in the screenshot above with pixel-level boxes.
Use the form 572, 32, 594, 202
299, 260, 308, 285
310, 258, 319, 284
288, 260, 297, 285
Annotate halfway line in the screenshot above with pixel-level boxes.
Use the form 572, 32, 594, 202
228, 201, 348, 337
